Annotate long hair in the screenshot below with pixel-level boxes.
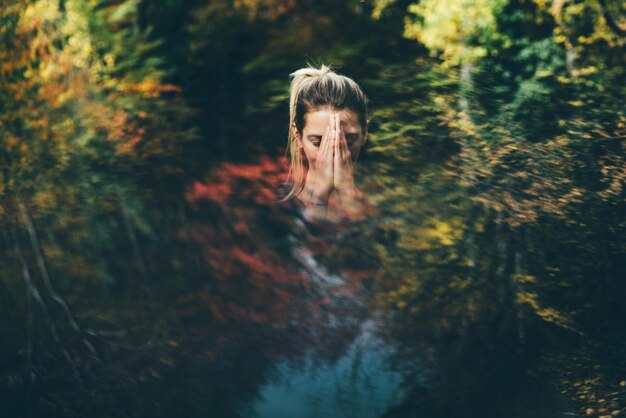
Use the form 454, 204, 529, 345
282, 64, 368, 201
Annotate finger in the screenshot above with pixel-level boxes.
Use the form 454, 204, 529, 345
334, 116, 344, 170
328, 118, 335, 174
328, 132, 337, 169
337, 113, 344, 142
333, 115, 340, 157
320, 125, 330, 153
337, 115, 347, 156
326, 115, 335, 152
319, 114, 330, 144
325, 113, 333, 149
335, 115, 341, 148
339, 123, 348, 153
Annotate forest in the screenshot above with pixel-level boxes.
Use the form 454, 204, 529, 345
1, 0, 625, 417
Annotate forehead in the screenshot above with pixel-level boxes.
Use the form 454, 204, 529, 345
304, 109, 361, 133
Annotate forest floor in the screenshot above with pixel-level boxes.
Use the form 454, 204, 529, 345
542, 342, 626, 418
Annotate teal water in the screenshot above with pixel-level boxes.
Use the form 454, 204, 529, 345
250, 321, 405, 418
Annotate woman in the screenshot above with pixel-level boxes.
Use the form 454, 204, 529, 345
282, 64, 369, 220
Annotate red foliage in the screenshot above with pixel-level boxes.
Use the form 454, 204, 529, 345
186, 156, 289, 205
178, 156, 378, 336
178, 156, 307, 330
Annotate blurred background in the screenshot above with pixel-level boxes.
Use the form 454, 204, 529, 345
1, 0, 625, 417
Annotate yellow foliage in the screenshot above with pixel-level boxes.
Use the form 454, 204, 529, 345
536, 69, 553, 77
19, 0, 60, 32
404, 0, 507, 64
399, 217, 464, 250
572, 66, 599, 77
513, 274, 537, 284
372, 0, 398, 19
517, 290, 573, 330
62, 2, 97, 69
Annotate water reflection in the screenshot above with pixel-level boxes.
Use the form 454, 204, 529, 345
251, 321, 405, 418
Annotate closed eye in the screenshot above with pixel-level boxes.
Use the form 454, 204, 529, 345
308, 136, 322, 146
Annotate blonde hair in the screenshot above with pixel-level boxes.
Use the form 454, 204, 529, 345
283, 64, 368, 201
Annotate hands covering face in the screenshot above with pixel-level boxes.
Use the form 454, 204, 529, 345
330, 113, 356, 194
306, 113, 356, 204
